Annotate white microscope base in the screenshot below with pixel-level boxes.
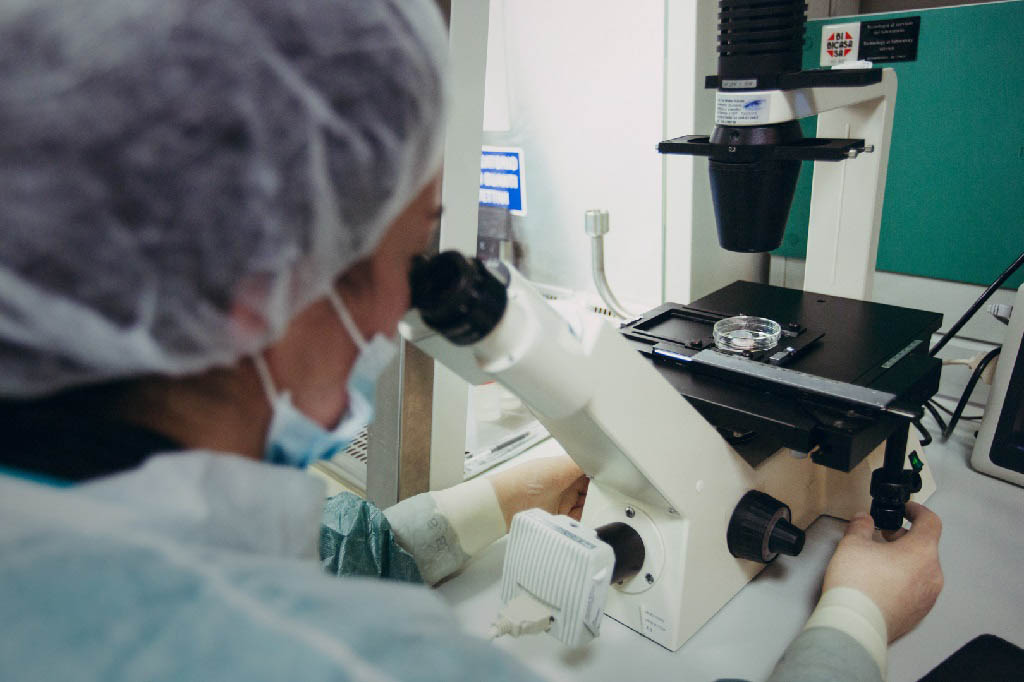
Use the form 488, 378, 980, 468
582, 440, 935, 651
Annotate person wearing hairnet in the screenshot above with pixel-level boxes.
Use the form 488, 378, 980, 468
0, 1, 941, 681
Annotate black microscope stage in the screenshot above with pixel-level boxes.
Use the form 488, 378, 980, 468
620, 281, 943, 471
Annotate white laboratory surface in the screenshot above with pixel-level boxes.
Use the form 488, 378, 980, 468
437, 419, 1024, 682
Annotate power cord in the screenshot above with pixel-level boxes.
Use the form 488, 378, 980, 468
940, 346, 1001, 441
929, 251, 1024, 357
927, 349, 995, 429
928, 398, 982, 422
912, 418, 932, 446
923, 400, 948, 434
489, 592, 555, 641
942, 350, 1001, 384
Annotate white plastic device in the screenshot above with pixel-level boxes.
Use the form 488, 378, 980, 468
500, 509, 615, 647
971, 283, 1024, 486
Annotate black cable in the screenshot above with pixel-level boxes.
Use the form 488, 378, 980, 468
928, 398, 983, 421
924, 400, 948, 434
930, 250, 1024, 357
912, 418, 932, 446
941, 346, 1001, 440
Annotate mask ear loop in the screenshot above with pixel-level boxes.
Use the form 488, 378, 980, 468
327, 289, 368, 351
252, 353, 280, 404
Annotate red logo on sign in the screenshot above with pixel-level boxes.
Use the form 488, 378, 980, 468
826, 31, 854, 58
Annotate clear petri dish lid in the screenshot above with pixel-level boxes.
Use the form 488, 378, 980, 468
713, 315, 782, 353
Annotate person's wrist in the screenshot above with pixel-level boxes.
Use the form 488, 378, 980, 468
804, 586, 888, 676
431, 477, 508, 554
485, 469, 516, 529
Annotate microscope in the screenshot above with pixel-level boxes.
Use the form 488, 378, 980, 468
401, 0, 940, 651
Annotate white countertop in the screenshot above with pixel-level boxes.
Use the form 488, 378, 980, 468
436, 419, 1024, 682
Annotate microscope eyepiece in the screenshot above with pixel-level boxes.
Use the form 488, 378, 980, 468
409, 251, 509, 345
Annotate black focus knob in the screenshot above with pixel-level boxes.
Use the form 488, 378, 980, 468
727, 490, 806, 563
869, 466, 922, 531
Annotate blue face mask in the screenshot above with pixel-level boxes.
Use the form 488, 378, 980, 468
256, 290, 397, 468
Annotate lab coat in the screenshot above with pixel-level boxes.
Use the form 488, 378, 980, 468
0, 452, 536, 681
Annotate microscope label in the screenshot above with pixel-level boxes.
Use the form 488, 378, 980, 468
821, 23, 862, 66
820, 17, 921, 66
859, 17, 921, 64
721, 79, 757, 90
716, 93, 771, 126
640, 605, 669, 637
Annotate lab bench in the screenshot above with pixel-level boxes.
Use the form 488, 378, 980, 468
437, 422, 1024, 682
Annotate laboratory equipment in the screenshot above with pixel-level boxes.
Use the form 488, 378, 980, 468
401, 0, 941, 651
712, 315, 782, 354
497, 509, 619, 647
402, 249, 937, 651
660, 0, 894, 302
584, 210, 641, 320
971, 283, 1024, 486
657, 0, 933, 531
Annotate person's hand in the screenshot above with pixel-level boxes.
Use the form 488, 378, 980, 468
487, 455, 589, 529
822, 501, 944, 642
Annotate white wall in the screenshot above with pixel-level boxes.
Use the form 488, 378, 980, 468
482, 0, 667, 310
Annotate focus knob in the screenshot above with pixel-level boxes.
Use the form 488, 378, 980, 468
727, 490, 805, 563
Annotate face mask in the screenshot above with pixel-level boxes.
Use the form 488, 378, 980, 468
255, 290, 398, 468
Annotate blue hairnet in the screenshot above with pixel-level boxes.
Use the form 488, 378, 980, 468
0, 0, 447, 397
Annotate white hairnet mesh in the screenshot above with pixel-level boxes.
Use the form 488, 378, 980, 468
0, 0, 447, 397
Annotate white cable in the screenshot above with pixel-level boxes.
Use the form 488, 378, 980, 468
941, 351, 991, 370
942, 351, 1000, 385
488, 592, 554, 640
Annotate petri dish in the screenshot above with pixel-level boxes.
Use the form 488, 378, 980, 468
713, 315, 782, 353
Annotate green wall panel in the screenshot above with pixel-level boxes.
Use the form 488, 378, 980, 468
775, 1, 1024, 289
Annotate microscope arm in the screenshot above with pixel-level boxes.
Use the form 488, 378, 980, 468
400, 257, 738, 512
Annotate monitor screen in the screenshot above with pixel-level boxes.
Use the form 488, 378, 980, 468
991, 339, 1024, 475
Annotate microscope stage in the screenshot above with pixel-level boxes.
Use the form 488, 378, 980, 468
620, 281, 943, 471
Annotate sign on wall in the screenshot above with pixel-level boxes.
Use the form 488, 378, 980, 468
479, 146, 526, 216
820, 16, 921, 66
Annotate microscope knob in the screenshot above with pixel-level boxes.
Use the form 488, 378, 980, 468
727, 490, 806, 563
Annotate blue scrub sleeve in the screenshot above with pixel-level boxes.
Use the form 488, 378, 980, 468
318, 492, 423, 583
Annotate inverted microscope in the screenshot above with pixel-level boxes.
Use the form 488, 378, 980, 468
401, 0, 940, 651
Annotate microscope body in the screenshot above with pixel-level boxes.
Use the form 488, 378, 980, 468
405, 0, 936, 648
402, 262, 934, 650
